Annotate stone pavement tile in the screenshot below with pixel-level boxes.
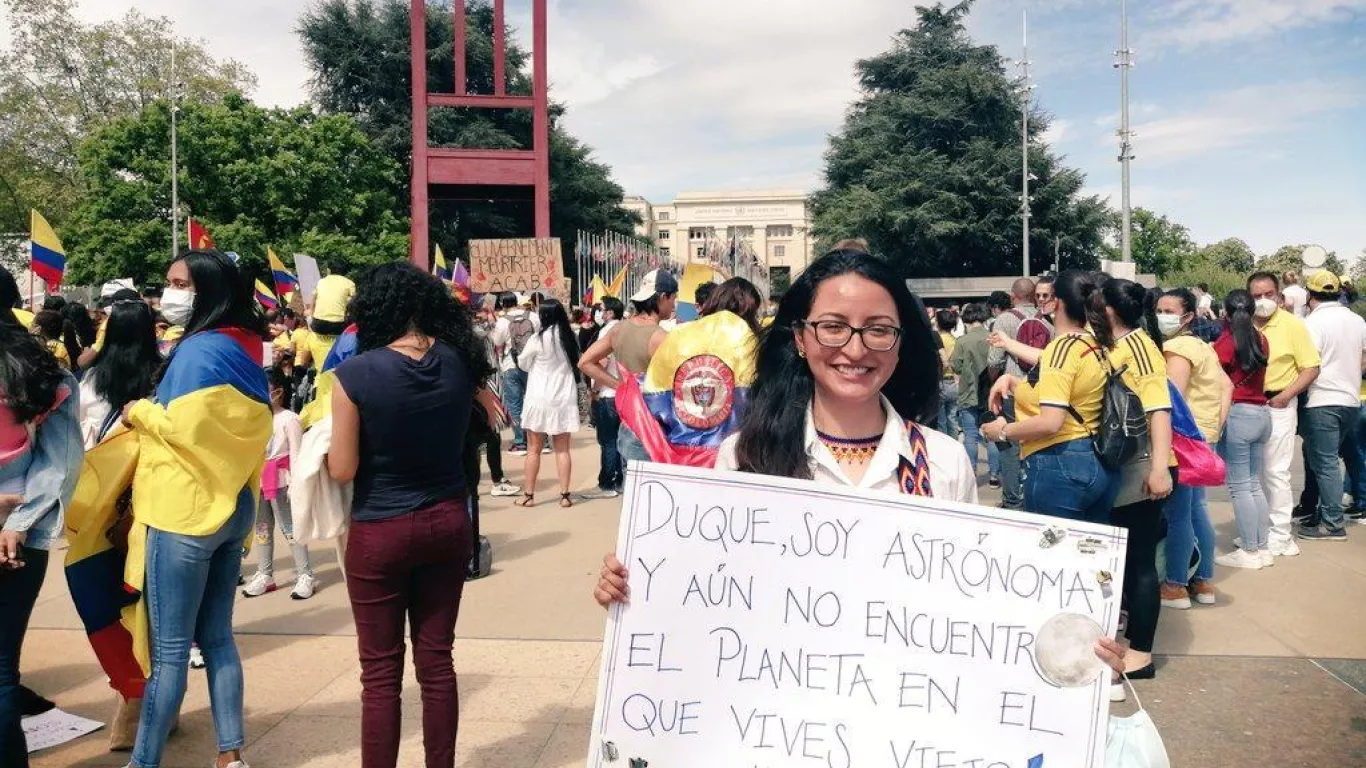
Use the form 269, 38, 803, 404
534, 721, 591, 768
455, 639, 601, 678
1152, 597, 1300, 657
1315, 658, 1366, 695
1124, 656, 1366, 765
461, 675, 580, 723
560, 676, 601, 725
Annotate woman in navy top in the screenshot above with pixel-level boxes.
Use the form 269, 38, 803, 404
328, 262, 496, 768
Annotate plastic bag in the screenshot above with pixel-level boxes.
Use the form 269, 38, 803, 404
1106, 676, 1171, 768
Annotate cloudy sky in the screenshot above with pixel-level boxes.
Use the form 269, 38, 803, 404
5, 0, 1363, 261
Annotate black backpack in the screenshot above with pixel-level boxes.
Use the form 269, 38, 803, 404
1065, 344, 1148, 469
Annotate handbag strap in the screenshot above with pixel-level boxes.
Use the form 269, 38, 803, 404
1119, 670, 1146, 711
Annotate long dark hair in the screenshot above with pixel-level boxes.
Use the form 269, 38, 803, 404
1103, 278, 1160, 350
1224, 289, 1268, 373
733, 249, 940, 479
700, 277, 763, 333
0, 266, 20, 327
349, 262, 495, 385
88, 300, 161, 414
1055, 270, 1113, 347
537, 298, 581, 382
0, 323, 63, 423
178, 249, 268, 340
61, 302, 97, 365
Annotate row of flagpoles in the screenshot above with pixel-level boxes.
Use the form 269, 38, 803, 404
573, 229, 771, 306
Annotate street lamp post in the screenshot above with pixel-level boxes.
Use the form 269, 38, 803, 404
1114, 0, 1136, 262
170, 40, 182, 260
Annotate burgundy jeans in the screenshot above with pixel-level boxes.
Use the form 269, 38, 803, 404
345, 498, 472, 768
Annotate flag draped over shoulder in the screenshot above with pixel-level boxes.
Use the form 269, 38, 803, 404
301, 324, 359, 429
123, 329, 272, 672
29, 210, 65, 288
64, 430, 147, 693
614, 311, 756, 467
269, 248, 299, 298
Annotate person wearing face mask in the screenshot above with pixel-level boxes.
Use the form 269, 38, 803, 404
1246, 271, 1320, 557
1292, 271, 1366, 542
118, 249, 272, 768
1156, 288, 1233, 607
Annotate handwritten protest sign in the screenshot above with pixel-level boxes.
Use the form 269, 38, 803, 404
589, 463, 1128, 768
468, 238, 567, 302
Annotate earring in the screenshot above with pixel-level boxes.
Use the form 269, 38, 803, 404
797, 348, 807, 359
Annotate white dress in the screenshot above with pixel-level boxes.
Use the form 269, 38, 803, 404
517, 329, 581, 435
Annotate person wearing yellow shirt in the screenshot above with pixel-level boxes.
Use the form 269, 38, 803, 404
982, 270, 1119, 523
295, 274, 355, 371
934, 310, 960, 439
1156, 289, 1235, 611
1248, 271, 1320, 556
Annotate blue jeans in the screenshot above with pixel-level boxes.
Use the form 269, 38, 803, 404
0, 547, 48, 764
133, 498, 254, 767
1220, 403, 1272, 551
1301, 405, 1359, 532
1165, 483, 1216, 585
501, 368, 528, 447
957, 406, 1001, 479
937, 380, 959, 439
1342, 403, 1366, 505
594, 397, 624, 491
1023, 439, 1119, 524
618, 423, 650, 466
998, 441, 1024, 509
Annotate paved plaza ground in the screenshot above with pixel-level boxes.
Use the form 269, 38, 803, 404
22, 429, 1366, 766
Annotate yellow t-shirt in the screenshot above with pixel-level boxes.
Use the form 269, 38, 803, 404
13, 308, 34, 330
1015, 332, 1109, 458
1164, 334, 1224, 442
939, 332, 956, 373
1110, 330, 1171, 414
1259, 309, 1320, 393
45, 338, 70, 369
312, 275, 356, 323
305, 332, 337, 371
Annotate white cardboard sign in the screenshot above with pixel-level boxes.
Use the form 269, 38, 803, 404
588, 463, 1128, 768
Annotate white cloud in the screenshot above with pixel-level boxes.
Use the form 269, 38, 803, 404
1040, 118, 1071, 145
1144, 0, 1366, 49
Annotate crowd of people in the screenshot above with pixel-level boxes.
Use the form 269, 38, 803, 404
1, 243, 1362, 766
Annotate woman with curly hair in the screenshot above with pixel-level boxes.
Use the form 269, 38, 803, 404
327, 262, 496, 768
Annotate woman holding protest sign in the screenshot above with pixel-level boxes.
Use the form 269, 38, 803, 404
599, 252, 1126, 674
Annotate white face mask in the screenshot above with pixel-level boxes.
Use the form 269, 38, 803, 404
160, 287, 196, 326
594, 310, 605, 325
1156, 314, 1184, 338
1254, 298, 1278, 318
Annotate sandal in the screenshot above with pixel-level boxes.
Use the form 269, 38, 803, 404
515, 493, 535, 508
559, 492, 574, 508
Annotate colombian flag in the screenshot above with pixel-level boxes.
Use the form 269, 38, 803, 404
269, 248, 299, 298
188, 218, 215, 249
29, 210, 65, 288
123, 329, 272, 672
254, 280, 280, 310
614, 311, 756, 467
64, 429, 146, 697
301, 324, 359, 429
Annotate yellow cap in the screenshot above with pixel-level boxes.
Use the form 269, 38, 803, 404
1306, 270, 1340, 294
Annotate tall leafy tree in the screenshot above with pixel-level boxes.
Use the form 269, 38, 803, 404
1190, 237, 1256, 275
0, 0, 255, 230
1113, 208, 1197, 277
1257, 244, 1344, 278
811, 1, 1110, 278
65, 95, 406, 284
297, 0, 639, 268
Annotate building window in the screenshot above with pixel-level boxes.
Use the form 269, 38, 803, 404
695, 246, 706, 258
658, 230, 670, 240
772, 245, 787, 260
658, 211, 671, 221
689, 227, 714, 240
730, 225, 754, 239
661, 247, 671, 260
766, 224, 794, 238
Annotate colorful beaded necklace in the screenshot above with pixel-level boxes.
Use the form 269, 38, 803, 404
815, 429, 882, 464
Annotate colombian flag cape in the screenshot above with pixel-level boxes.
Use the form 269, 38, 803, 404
614, 311, 756, 467
122, 329, 272, 673
64, 429, 145, 697
300, 324, 359, 429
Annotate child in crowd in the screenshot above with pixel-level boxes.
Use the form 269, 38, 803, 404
242, 367, 316, 600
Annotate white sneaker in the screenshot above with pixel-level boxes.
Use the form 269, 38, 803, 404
241, 572, 277, 598
291, 574, 316, 600
508, 446, 528, 456
542, 445, 552, 454
189, 646, 205, 669
490, 481, 522, 497
1215, 549, 1264, 570
1270, 538, 1300, 557
1258, 550, 1275, 568
1109, 681, 1127, 702
218, 761, 250, 768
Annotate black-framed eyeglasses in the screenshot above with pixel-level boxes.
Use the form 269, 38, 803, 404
798, 319, 903, 351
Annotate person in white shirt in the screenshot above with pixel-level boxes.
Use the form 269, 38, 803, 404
488, 294, 541, 455
1194, 283, 1215, 320
242, 368, 315, 599
1295, 270, 1366, 541
589, 248, 1129, 676
1281, 271, 1309, 318
77, 299, 161, 449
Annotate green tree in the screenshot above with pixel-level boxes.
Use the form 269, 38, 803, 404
64, 94, 406, 284
1189, 237, 1255, 275
1256, 244, 1345, 278
1112, 208, 1196, 277
810, 1, 1111, 278
297, 0, 639, 271
1350, 248, 1366, 285
0, 0, 256, 230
